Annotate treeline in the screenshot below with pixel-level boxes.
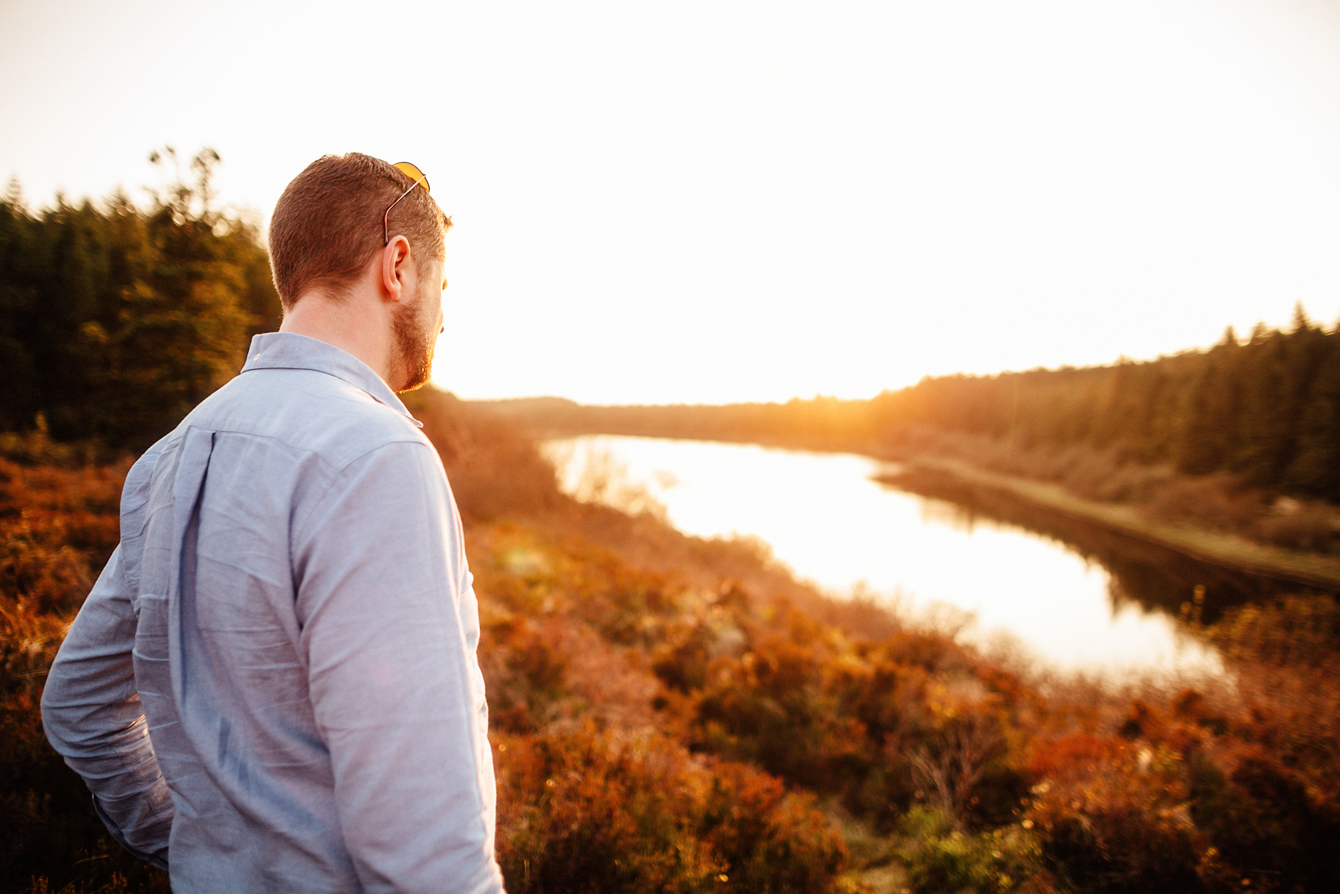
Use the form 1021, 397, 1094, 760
0, 149, 281, 449
487, 310, 1340, 502
876, 312, 1340, 501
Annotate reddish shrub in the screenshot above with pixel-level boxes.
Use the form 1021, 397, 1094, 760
1025, 741, 1210, 893
1189, 747, 1340, 892
494, 728, 848, 893
479, 614, 572, 734
692, 635, 870, 793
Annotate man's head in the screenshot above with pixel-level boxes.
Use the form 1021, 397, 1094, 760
268, 153, 452, 311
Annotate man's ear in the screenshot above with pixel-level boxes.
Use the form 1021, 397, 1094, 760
379, 235, 413, 303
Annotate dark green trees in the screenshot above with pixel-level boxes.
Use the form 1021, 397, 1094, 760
0, 149, 280, 449
1177, 330, 1242, 476
871, 307, 1340, 502
1287, 334, 1340, 500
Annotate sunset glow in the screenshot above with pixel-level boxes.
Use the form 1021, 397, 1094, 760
4, 0, 1340, 404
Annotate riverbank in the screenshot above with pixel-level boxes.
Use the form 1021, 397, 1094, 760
878, 455, 1340, 592
482, 396, 1340, 593
492, 397, 1340, 594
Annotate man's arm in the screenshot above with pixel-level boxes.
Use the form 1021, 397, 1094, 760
293, 439, 503, 894
41, 545, 174, 869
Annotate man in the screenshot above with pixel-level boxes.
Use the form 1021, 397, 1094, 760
41, 153, 505, 893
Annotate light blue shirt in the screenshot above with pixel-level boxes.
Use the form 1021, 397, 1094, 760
42, 332, 504, 893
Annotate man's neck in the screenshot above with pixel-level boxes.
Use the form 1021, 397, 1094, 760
280, 288, 395, 386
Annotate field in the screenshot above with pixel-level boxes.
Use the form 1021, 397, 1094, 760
3, 393, 1340, 892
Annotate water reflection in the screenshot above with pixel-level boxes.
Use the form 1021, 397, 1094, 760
878, 465, 1318, 624
547, 435, 1224, 680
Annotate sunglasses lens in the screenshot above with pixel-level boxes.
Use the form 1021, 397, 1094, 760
392, 161, 430, 195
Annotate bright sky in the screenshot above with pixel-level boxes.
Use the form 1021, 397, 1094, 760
4, 0, 1340, 405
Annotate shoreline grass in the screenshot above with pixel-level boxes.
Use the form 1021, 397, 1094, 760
879, 455, 1340, 592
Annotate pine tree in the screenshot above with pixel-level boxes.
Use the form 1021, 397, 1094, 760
1285, 332, 1340, 500
0, 193, 39, 429
0, 149, 280, 448
1177, 333, 1241, 475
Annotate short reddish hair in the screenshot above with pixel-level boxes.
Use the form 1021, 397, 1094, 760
268, 153, 451, 309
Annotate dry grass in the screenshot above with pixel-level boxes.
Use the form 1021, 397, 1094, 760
887, 425, 1178, 505
887, 425, 1340, 557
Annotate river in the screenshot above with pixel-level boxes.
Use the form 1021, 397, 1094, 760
545, 434, 1231, 681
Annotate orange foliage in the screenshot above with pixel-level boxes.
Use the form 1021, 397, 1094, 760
494, 727, 848, 893
7, 402, 1340, 892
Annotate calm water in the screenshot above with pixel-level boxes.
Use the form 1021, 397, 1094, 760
546, 435, 1225, 680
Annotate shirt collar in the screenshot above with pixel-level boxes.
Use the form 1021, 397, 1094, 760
241, 332, 424, 428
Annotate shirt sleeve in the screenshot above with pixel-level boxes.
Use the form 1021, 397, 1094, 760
41, 545, 174, 869
292, 439, 504, 894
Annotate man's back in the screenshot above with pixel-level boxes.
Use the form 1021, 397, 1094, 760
43, 333, 502, 893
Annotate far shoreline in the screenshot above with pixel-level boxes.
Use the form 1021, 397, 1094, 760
874, 454, 1340, 593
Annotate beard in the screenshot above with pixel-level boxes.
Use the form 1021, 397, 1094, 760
391, 290, 436, 393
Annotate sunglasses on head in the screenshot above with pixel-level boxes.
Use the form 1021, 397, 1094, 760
383, 161, 430, 246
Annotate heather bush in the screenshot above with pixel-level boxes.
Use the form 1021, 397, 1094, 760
1024, 735, 1209, 893
0, 597, 68, 702
1188, 748, 1340, 892
900, 806, 1044, 894
0, 526, 92, 618
579, 569, 678, 647
0, 437, 170, 893
479, 613, 573, 734
0, 450, 120, 714
651, 619, 719, 694
678, 608, 1034, 835
494, 728, 850, 894
691, 633, 871, 795
1209, 593, 1340, 667
0, 454, 123, 619
908, 709, 1011, 827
